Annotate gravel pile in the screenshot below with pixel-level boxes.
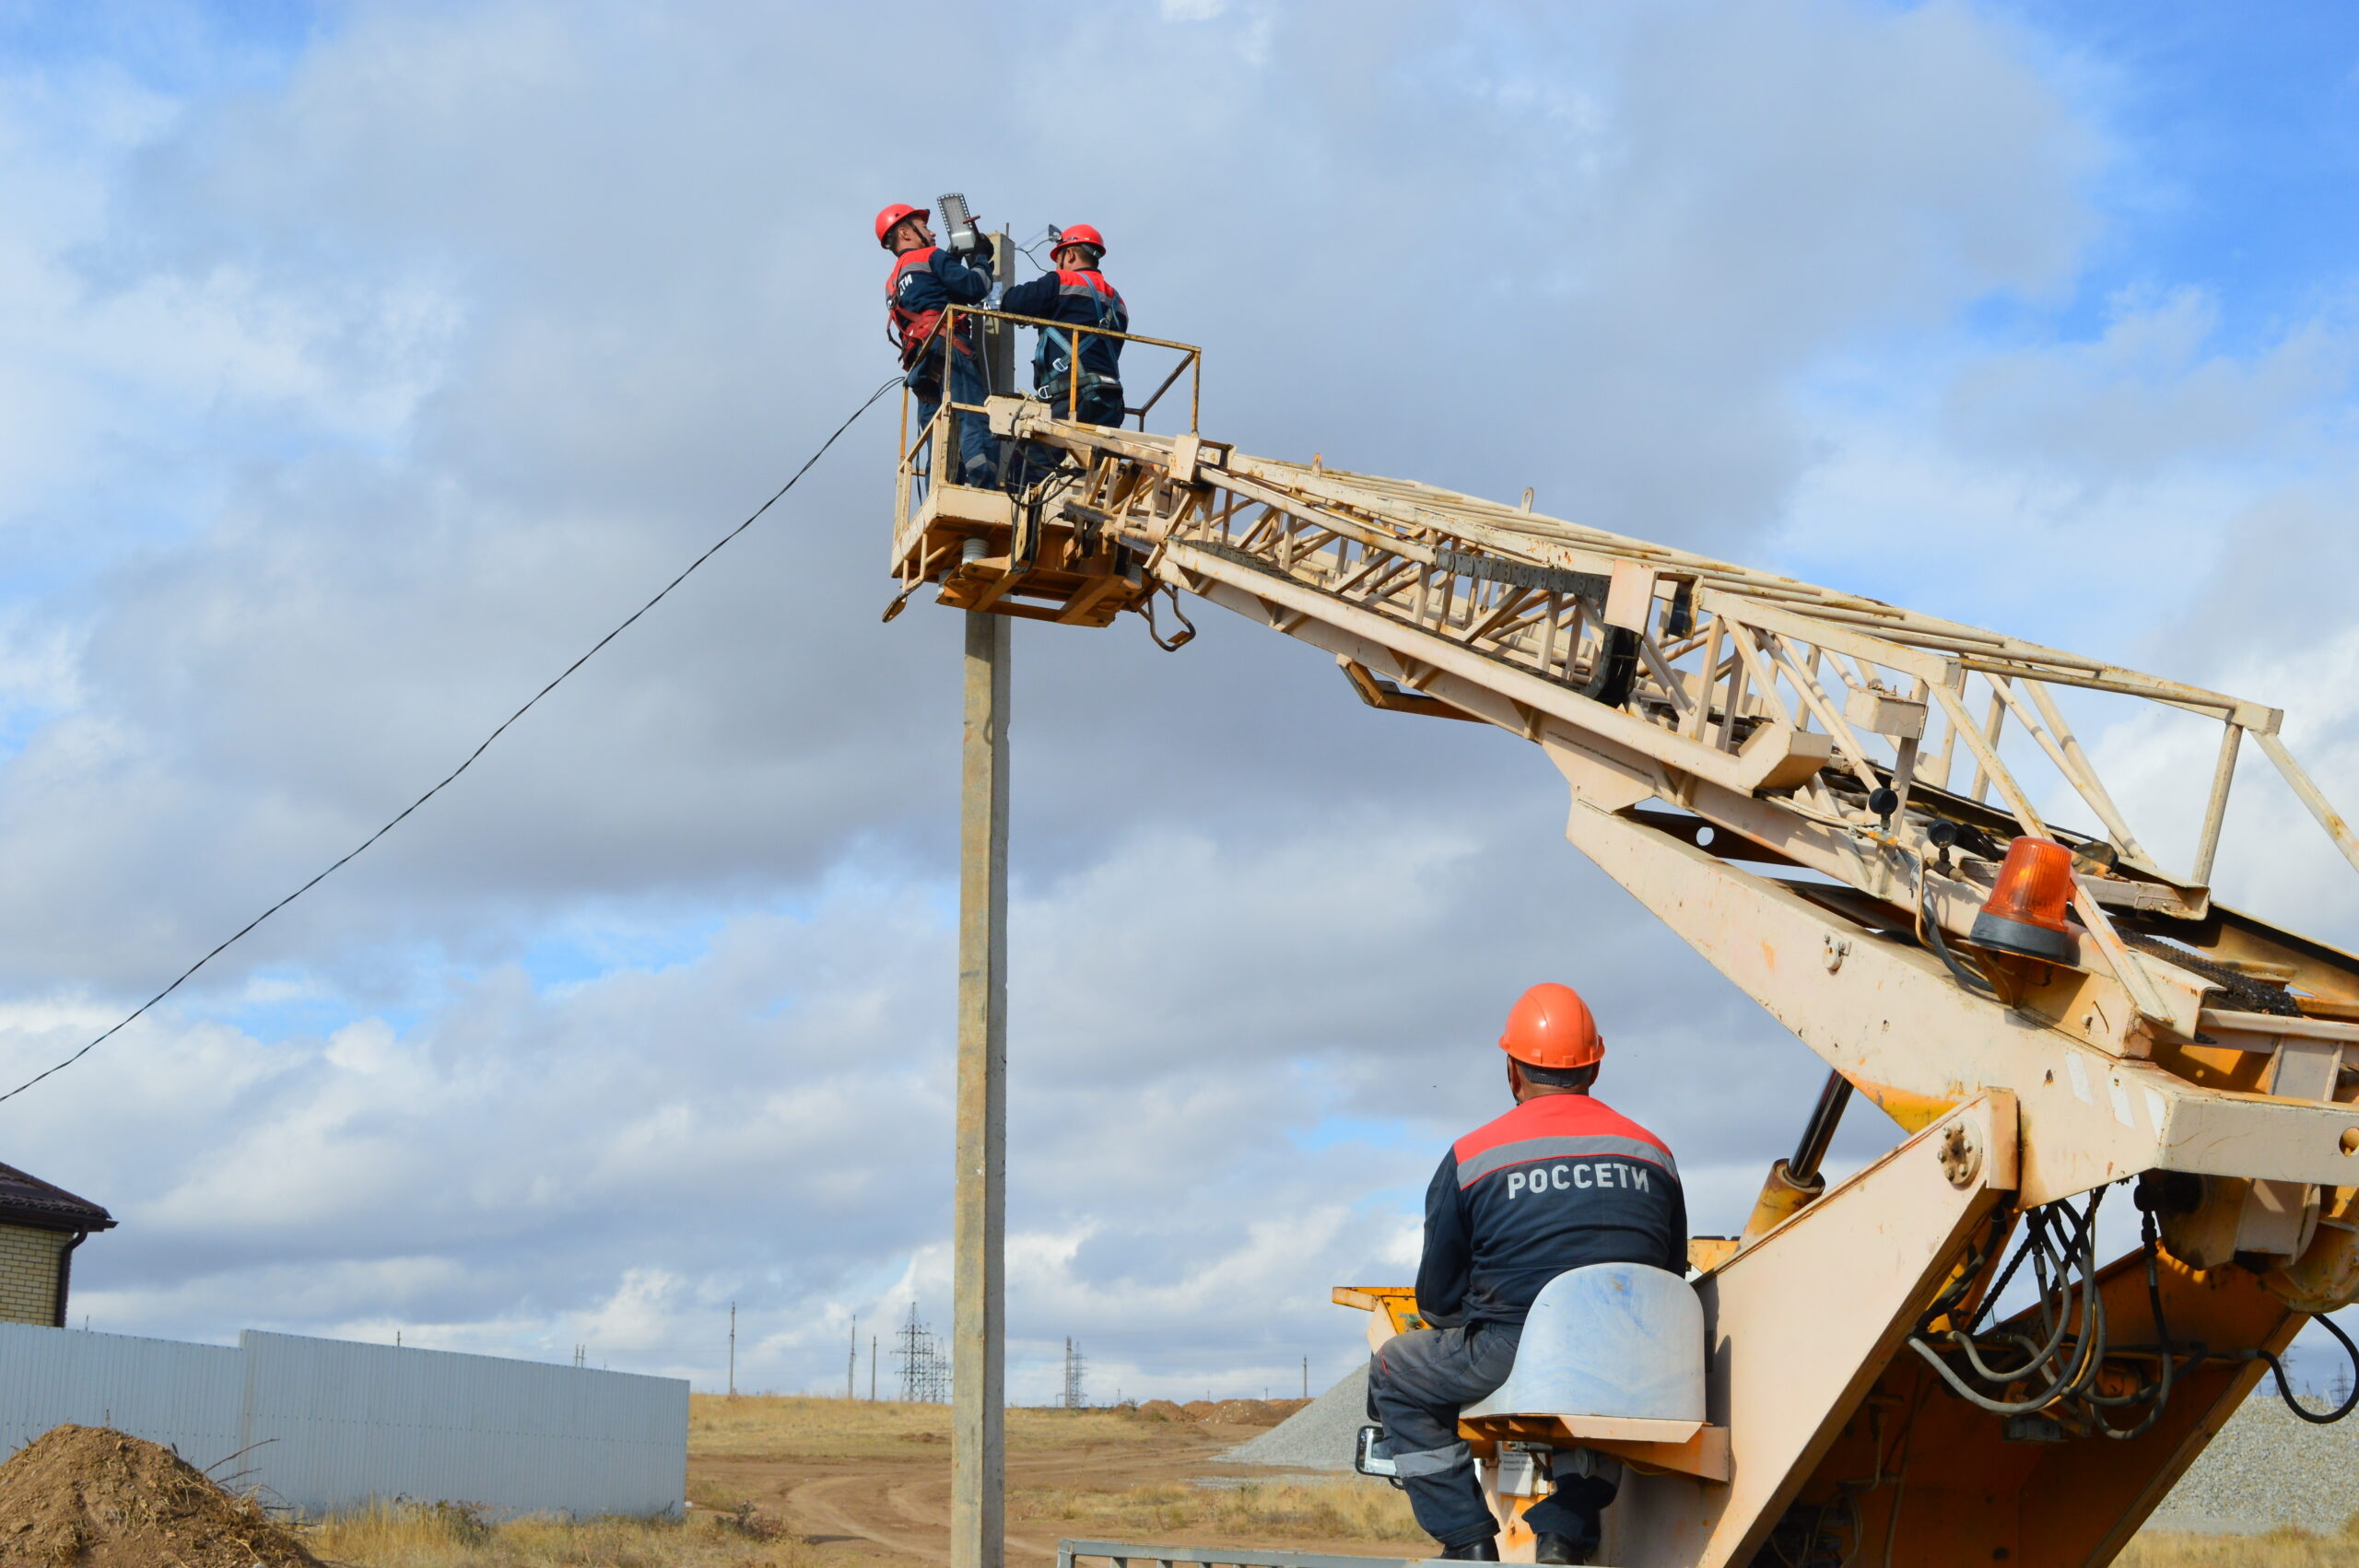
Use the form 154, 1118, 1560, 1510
1226, 1363, 1368, 1471
2149, 1398, 2359, 1535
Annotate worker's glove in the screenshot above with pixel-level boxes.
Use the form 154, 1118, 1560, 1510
967, 231, 996, 266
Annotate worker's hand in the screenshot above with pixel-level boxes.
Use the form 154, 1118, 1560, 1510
968, 231, 996, 265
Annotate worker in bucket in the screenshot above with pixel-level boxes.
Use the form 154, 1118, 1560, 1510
1368, 983, 1687, 1564
877, 202, 999, 486
995, 223, 1128, 427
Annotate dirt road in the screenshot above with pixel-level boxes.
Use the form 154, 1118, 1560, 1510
688, 1398, 1418, 1568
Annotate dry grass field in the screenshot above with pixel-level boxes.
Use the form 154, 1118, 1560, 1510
307, 1499, 814, 1567
298, 1394, 1418, 1567
2121, 1529, 2359, 1568
293, 1394, 2346, 1568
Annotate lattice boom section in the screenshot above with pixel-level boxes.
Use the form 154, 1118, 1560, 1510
889, 403, 2359, 1044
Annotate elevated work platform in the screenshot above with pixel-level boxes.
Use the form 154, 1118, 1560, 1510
888, 319, 2359, 1568
891, 473, 1150, 626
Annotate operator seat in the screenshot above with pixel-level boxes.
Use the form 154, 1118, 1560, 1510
1461, 1261, 1706, 1437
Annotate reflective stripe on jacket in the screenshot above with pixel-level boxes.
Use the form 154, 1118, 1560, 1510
999, 267, 1127, 393
1414, 1093, 1687, 1330
886, 245, 992, 368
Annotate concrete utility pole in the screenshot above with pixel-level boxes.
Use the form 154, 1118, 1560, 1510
951, 228, 1016, 1568
728, 1302, 735, 1398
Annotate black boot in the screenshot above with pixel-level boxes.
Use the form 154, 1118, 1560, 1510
1533, 1531, 1590, 1566
1525, 1469, 1613, 1565
1438, 1539, 1499, 1562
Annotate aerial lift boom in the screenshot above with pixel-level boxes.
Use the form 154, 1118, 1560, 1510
889, 312, 2359, 1568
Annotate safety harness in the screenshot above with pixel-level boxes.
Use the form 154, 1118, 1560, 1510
1035, 268, 1127, 409
885, 246, 976, 370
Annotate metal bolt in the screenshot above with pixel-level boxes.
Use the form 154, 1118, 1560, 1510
1939, 1123, 1982, 1189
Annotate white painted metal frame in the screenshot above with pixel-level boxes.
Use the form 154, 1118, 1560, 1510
935, 405, 2359, 1087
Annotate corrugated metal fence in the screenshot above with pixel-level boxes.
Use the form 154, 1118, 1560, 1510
0, 1322, 686, 1518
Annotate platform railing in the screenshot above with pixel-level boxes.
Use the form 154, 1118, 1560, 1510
895, 308, 1203, 511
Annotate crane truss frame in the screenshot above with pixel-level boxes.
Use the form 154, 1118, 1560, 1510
886, 337, 2359, 1568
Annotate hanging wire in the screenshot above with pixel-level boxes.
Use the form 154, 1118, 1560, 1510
1010, 228, 1062, 276
0, 374, 902, 1108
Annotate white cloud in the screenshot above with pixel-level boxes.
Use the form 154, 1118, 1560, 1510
9, 0, 2352, 1403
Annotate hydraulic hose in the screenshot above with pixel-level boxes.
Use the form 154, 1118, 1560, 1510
1908, 1189, 2114, 1417
2255, 1311, 2359, 1424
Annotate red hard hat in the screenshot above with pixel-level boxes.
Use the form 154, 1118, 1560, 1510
1055, 223, 1107, 255
875, 203, 929, 248
1498, 983, 1602, 1071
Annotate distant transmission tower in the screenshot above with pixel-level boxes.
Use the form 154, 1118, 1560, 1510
895, 1303, 949, 1403
1062, 1337, 1087, 1410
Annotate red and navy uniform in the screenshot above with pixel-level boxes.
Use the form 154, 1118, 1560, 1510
997, 266, 1127, 401
1416, 1093, 1686, 1330
886, 244, 993, 369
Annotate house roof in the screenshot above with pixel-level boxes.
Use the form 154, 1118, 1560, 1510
0, 1162, 115, 1234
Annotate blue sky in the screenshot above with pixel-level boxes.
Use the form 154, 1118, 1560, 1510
2014, 3, 2359, 329
0, 0, 2355, 1410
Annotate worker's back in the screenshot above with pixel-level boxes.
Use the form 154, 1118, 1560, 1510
999, 225, 1127, 425
1418, 1093, 1687, 1330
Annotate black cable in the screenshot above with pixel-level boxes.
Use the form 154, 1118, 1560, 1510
2257, 1312, 2359, 1424
1912, 846, 1999, 999
1909, 1189, 2111, 1416
0, 374, 902, 1108
2079, 1210, 2178, 1439
1966, 1211, 2041, 1334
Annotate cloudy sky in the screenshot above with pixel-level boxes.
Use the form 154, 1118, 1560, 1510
4, 0, 2359, 1403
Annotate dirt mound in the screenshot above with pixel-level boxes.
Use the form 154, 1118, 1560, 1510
0, 1424, 321, 1568
1200, 1398, 1306, 1427
1132, 1398, 1308, 1427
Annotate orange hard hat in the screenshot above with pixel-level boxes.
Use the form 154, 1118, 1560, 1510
875, 203, 929, 248
1498, 983, 1602, 1070
1055, 223, 1107, 255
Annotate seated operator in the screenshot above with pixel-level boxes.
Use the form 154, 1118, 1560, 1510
995, 223, 1128, 427
876, 201, 999, 487
1368, 983, 1688, 1565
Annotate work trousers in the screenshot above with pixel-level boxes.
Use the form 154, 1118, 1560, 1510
911, 347, 996, 485
1368, 1324, 1622, 1553
1368, 1323, 1520, 1548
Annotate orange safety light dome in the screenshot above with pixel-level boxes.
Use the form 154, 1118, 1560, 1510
1498, 982, 1603, 1070
1968, 837, 2077, 963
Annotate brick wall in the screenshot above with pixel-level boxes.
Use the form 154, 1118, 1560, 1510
0, 1223, 65, 1325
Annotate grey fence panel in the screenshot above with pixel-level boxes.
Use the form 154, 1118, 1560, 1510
0, 1323, 244, 1469
238, 1330, 687, 1518
0, 1323, 685, 1518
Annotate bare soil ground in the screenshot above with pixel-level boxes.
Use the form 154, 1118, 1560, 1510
10, 1401, 2331, 1568
0, 1424, 321, 1568
687, 1395, 1423, 1568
